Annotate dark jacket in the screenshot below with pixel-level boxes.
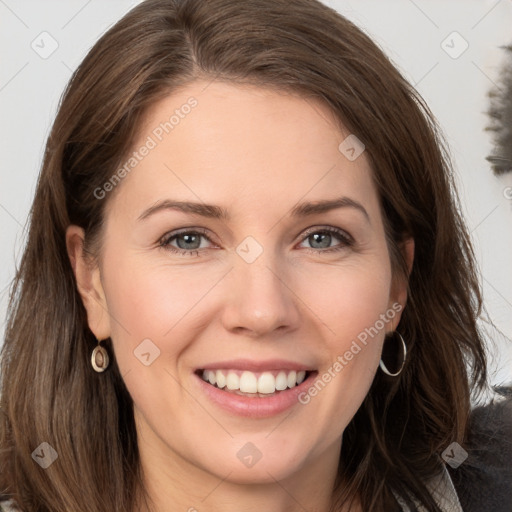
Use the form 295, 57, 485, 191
448, 388, 512, 512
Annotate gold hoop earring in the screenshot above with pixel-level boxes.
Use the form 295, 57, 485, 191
379, 331, 407, 377
91, 340, 109, 372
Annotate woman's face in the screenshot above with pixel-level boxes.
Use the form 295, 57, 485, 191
68, 81, 412, 490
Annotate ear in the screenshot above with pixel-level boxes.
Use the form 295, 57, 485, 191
66, 225, 111, 340
387, 237, 415, 331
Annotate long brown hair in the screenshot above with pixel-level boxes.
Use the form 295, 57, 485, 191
0, 0, 490, 510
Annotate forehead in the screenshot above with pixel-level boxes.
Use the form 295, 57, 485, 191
106, 80, 381, 224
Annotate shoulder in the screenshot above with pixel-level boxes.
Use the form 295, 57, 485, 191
448, 386, 512, 512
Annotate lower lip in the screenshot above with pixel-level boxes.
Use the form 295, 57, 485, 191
194, 371, 318, 418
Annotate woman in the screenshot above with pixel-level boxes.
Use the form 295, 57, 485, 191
0, 0, 509, 510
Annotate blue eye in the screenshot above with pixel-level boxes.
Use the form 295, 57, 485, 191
298, 227, 354, 252
159, 228, 213, 257
159, 226, 354, 257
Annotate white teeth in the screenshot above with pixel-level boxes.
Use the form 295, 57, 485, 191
287, 371, 297, 388
216, 370, 226, 388
226, 372, 239, 390
200, 369, 309, 393
275, 371, 288, 391
257, 372, 276, 394
239, 371, 258, 393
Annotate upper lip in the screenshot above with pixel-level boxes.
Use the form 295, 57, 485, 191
196, 359, 316, 372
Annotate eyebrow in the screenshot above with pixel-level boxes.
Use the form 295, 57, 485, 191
137, 196, 370, 223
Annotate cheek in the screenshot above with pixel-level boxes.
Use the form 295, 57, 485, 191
104, 256, 217, 332
100, 258, 213, 418
296, 257, 392, 341
295, 257, 392, 412
101, 253, 226, 375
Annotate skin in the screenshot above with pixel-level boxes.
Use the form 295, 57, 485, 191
67, 80, 414, 512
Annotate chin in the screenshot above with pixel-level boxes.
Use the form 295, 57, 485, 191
199, 439, 311, 485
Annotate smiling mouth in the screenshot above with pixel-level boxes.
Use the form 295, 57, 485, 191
195, 368, 316, 397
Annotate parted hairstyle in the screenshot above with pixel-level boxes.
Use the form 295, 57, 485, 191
0, 0, 490, 510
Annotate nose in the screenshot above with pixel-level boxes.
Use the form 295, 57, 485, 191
220, 248, 301, 338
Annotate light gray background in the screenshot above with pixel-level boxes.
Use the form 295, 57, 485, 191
1, 0, 511, 386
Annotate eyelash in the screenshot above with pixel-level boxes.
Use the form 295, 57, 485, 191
158, 226, 354, 257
